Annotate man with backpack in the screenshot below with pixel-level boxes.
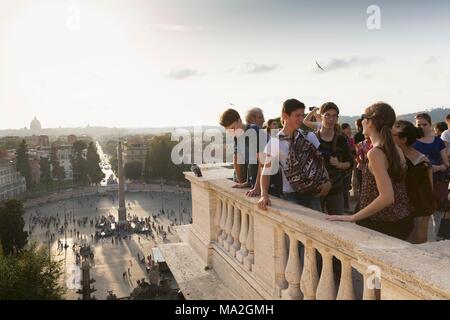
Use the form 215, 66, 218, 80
258, 99, 331, 211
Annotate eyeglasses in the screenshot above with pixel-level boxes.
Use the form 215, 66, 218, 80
323, 113, 338, 119
361, 114, 372, 120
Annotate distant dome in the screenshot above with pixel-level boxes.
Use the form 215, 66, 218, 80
30, 116, 42, 130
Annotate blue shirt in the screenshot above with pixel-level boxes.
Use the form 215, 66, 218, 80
413, 137, 446, 166
414, 137, 446, 181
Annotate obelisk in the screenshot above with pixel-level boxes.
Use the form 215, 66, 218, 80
117, 140, 127, 224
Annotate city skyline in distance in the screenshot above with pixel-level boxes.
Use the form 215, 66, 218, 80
1, 0, 450, 130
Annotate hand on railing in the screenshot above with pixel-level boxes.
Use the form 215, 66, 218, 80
232, 181, 250, 189
246, 188, 260, 197
257, 196, 271, 210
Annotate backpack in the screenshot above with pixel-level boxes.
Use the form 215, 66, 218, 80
405, 157, 436, 217
282, 130, 329, 194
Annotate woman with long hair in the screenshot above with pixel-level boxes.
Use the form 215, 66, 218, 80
265, 119, 279, 140
327, 102, 413, 240
414, 113, 449, 240
393, 120, 434, 243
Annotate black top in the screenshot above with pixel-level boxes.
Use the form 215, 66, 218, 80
318, 132, 354, 194
354, 130, 365, 145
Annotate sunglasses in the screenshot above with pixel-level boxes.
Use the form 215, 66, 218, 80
361, 114, 372, 120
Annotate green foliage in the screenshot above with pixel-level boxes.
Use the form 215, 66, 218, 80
39, 157, 52, 186
0, 243, 65, 300
86, 142, 105, 184
16, 140, 32, 189
0, 200, 28, 255
71, 140, 88, 185
124, 161, 143, 180
143, 134, 190, 182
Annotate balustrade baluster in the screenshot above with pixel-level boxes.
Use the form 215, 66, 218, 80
236, 209, 249, 263
214, 197, 222, 241
316, 249, 337, 300
244, 213, 254, 271
300, 240, 319, 300
282, 233, 302, 300
230, 205, 241, 257
275, 228, 288, 297
218, 199, 227, 245
336, 258, 355, 300
224, 200, 234, 251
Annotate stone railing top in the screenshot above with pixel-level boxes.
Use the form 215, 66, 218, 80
184, 168, 450, 299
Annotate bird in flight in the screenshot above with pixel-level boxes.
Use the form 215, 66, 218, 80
315, 61, 325, 71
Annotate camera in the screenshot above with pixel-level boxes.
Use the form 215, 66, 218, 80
191, 164, 203, 177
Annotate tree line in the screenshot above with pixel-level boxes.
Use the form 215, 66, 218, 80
119, 134, 190, 182
15, 140, 104, 191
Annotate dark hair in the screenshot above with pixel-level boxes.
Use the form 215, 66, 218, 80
219, 109, 240, 127
435, 122, 448, 135
446, 114, 450, 122
282, 99, 305, 116
341, 123, 351, 131
394, 120, 424, 146
356, 118, 363, 130
320, 102, 339, 115
415, 113, 432, 125
266, 119, 278, 135
365, 102, 404, 182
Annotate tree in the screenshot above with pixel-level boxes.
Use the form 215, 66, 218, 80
86, 142, 105, 185
143, 149, 152, 183
16, 140, 32, 189
50, 146, 65, 182
0, 200, 28, 255
39, 157, 52, 188
0, 243, 65, 300
124, 161, 143, 180
71, 140, 88, 185
144, 135, 189, 182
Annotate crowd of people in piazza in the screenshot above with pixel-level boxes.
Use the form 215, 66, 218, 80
219, 100, 450, 243
27, 193, 192, 269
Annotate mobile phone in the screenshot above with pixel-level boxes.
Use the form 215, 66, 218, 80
309, 106, 316, 111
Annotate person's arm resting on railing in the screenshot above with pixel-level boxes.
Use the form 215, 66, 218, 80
257, 153, 272, 210
246, 152, 264, 197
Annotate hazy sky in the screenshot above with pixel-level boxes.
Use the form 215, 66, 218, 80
1, 0, 450, 129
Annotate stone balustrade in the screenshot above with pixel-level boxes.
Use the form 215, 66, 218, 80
183, 165, 450, 300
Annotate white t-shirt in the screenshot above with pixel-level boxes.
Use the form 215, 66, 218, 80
441, 129, 450, 151
263, 129, 320, 193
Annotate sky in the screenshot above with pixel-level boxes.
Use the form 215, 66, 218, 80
1, 0, 450, 129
